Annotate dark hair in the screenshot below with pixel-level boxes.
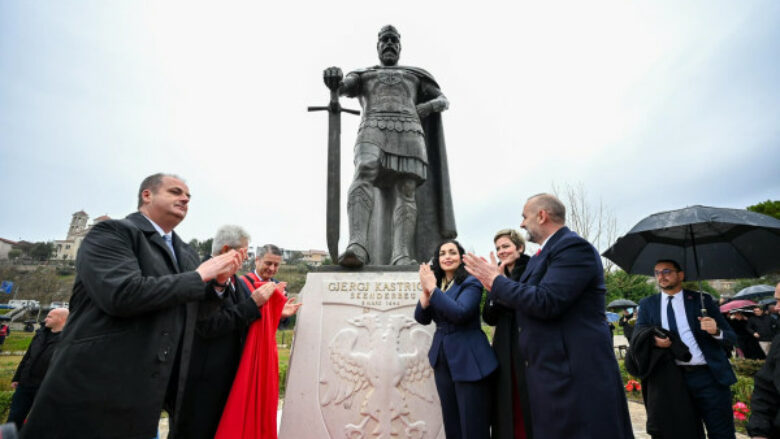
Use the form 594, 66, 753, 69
431, 239, 469, 286
137, 173, 183, 208
257, 244, 282, 259
527, 193, 566, 224
655, 259, 682, 272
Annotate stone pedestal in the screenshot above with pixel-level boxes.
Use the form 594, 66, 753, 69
279, 267, 444, 439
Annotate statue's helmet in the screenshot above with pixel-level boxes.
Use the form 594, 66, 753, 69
378, 25, 400, 40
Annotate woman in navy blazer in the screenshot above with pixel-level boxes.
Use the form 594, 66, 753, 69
414, 239, 497, 439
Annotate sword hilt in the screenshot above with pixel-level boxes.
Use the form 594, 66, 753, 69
307, 106, 360, 115
308, 88, 360, 115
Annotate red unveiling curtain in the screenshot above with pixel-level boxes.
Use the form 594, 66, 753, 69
215, 277, 286, 439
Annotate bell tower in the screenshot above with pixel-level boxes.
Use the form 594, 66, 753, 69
67, 210, 89, 240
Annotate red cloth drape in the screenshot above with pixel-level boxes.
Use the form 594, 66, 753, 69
215, 277, 286, 439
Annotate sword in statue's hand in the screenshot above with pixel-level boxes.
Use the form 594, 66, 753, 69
309, 66, 360, 263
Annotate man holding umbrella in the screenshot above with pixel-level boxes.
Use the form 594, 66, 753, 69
636, 259, 737, 439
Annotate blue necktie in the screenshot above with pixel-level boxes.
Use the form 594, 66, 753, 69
163, 234, 177, 264
666, 296, 678, 335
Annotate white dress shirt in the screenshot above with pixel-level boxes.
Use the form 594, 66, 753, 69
660, 290, 717, 366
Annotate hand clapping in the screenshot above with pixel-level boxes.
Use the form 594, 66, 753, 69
196, 250, 243, 283
419, 264, 436, 308
462, 252, 501, 291
281, 297, 302, 318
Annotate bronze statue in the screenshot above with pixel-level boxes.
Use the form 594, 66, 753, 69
322, 25, 456, 267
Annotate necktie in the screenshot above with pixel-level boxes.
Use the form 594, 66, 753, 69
535, 248, 541, 256
163, 234, 177, 263
666, 296, 678, 335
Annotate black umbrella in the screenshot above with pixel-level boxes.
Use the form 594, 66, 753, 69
735, 284, 776, 300
603, 206, 780, 280
759, 297, 777, 307
607, 299, 638, 309
603, 205, 780, 313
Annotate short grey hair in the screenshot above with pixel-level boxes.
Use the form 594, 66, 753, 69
528, 193, 566, 224
137, 173, 185, 208
256, 244, 282, 259
211, 225, 251, 256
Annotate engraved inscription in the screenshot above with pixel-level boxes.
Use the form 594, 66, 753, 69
324, 281, 422, 310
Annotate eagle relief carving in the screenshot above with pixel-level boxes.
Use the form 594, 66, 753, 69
319, 313, 436, 439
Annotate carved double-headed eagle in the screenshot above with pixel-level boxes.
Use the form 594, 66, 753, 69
320, 313, 436, 439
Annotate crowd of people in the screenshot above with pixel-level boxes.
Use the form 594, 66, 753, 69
718, 297, 780, 360
4, 173, 300, 438
4, 173, 777, 439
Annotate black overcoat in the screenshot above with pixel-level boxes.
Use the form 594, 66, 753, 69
489, 227, 633, 439
21, 212, 208, 439
626, 326, 702, 439
747, 333, 780, 438
171, 274, 261, 439
482, 254, 532, 439
13, 327, 62, 387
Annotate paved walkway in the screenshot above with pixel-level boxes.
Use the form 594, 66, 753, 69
159, 401, 748, 438
159, 335, 748, 437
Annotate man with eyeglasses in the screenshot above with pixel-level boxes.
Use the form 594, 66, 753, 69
636, 259, 737, 439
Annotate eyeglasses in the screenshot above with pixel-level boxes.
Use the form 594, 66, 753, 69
654, 269, 678, 277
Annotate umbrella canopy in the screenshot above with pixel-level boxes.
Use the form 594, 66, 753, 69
606, 312, 620, 323
719, 299, 757, 313
603, 205, 780, 281
607, 299, 638, 309
759, 298, 777, 306
734, 284, 776, 300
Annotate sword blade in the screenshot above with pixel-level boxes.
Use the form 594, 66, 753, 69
326, 89, 341, 262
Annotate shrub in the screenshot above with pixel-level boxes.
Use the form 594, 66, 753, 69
731, 375, 754, 406
732, 359, 765, 377
0, 391, 12, 420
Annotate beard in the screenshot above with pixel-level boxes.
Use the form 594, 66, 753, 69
522, 228, 538, 244
380, 50, 399, 65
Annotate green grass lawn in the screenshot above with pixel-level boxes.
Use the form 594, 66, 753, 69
0, 329, 296, 419
2, 331, 34, 353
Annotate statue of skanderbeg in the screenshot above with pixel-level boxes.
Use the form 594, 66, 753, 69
323, 25, 456, 268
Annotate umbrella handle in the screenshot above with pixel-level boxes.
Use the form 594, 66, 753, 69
701, 308, 708, 317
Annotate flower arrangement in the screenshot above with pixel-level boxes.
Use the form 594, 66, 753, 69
733, 401, 750, 421
625, 379, 642, 392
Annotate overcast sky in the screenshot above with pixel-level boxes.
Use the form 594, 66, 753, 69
1, 1, 778, 257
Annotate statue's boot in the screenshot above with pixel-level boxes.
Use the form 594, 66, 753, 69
339, 243, 369, 268
339, 186, 372, 268
391, 201, 417, 266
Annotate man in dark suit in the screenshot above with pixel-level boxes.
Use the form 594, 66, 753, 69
465, 193, 633, 439
20, 173, 243, 439
173, 227, 285, 439
6, 308, 68, 430
636, 259, 738, 439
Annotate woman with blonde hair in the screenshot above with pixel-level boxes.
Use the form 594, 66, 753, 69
483, 229, 532, 439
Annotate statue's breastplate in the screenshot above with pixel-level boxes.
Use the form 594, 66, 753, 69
361, 69, 420, 117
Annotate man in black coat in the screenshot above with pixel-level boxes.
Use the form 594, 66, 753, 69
747, 282, 780, 439
172, 226, 281, 439
619, 309, 636, 343
6, 308, 68, 430
748, 306, 776, 356
20, 173, 244, 439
